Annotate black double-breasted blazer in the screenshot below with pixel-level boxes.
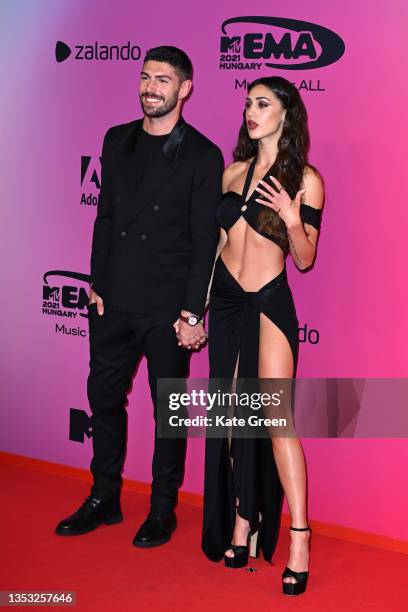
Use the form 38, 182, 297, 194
90, 117, 224, 318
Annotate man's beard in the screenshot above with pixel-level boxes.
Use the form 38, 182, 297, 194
140, 91, 179, 118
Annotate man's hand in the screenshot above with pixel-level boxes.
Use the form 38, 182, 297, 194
173, 314, 207, 350
89, 287, 104, 316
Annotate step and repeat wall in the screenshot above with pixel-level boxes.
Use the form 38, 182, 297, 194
2, 0, 407, 541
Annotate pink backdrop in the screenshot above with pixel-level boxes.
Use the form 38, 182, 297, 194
1, 0, 408, 541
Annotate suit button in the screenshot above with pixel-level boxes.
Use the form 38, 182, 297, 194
140, 233, 147, 240
153, 204, 160, 211
241, 204, 248, 212
120, 231, 126, 237
115, 197, 121, 203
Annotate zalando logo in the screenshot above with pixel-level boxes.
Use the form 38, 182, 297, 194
55, 40, 141, 63
220, 16, 345, 70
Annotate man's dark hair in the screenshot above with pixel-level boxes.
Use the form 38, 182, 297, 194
143, 46, 193, 81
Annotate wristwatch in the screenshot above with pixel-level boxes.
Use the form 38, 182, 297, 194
180, 313, 201, 326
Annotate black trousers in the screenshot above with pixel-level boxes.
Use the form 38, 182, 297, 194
87, 303, 189, 510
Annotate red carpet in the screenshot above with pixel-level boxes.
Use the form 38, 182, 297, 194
2, 459, 408, 611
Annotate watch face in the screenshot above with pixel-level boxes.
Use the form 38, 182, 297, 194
188, 315, 198, 326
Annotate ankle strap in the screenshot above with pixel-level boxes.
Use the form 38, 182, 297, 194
290, 526, 310, 531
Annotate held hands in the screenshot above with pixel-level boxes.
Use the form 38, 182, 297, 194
89, 287, 104, 316
255, 176, 305, 229
89, 287, 206, 349
173, 313, 207, 350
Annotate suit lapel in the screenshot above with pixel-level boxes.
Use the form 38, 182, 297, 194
119, 117, 187, 229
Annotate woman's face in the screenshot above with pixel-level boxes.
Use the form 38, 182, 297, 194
244, 84, 286, 140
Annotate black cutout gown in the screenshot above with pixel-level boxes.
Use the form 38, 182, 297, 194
202, 159, 321, 562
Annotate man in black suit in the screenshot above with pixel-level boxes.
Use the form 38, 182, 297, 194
55, 46, 224, 546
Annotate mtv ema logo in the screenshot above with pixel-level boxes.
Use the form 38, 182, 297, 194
81, 155, 101, 207
219, 16, 345, 70
43, 271, 91, 338
69, 408, 92, 443
55, 40, 141, 63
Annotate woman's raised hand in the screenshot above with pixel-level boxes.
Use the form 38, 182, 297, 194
255, 176, 305, 229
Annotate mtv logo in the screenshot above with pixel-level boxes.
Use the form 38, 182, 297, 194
43, 286, 59, 301
69, 408, 92, 443
220, 36, 241, 53
81, 156, 101, 189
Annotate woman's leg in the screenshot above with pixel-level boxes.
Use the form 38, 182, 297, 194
259, 313, 310, 583
224, 352, 250, 558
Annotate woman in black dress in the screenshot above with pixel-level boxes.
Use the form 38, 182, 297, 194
202, 76, 324, 596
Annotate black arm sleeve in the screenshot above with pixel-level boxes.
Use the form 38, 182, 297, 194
300, 204, 322, 230
90, 129, 114, 297
181, 145, 224, 318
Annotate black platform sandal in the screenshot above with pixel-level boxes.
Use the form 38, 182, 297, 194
282, 526, 311, 596
224, 527, 261, 568
224, 534, 250, 568
224, 501, 261, 568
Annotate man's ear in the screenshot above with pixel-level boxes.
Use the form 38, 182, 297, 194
179, 79, 192, 100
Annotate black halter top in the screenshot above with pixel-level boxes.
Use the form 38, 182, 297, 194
216, 157, 322, 255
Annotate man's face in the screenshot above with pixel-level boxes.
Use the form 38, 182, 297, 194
139, 60, 187, 118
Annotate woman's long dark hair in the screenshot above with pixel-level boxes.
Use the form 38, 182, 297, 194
233, 76, 310, 239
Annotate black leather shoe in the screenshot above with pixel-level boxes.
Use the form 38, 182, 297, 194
55, 496, 123, 536
132, 508, 177, 548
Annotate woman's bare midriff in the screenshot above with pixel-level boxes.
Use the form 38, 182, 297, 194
220, 216, 285, 292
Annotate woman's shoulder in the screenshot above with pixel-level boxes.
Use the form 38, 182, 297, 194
303, 164, 323, 183
302, 165, 324, 209
223, 158, 254, 191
